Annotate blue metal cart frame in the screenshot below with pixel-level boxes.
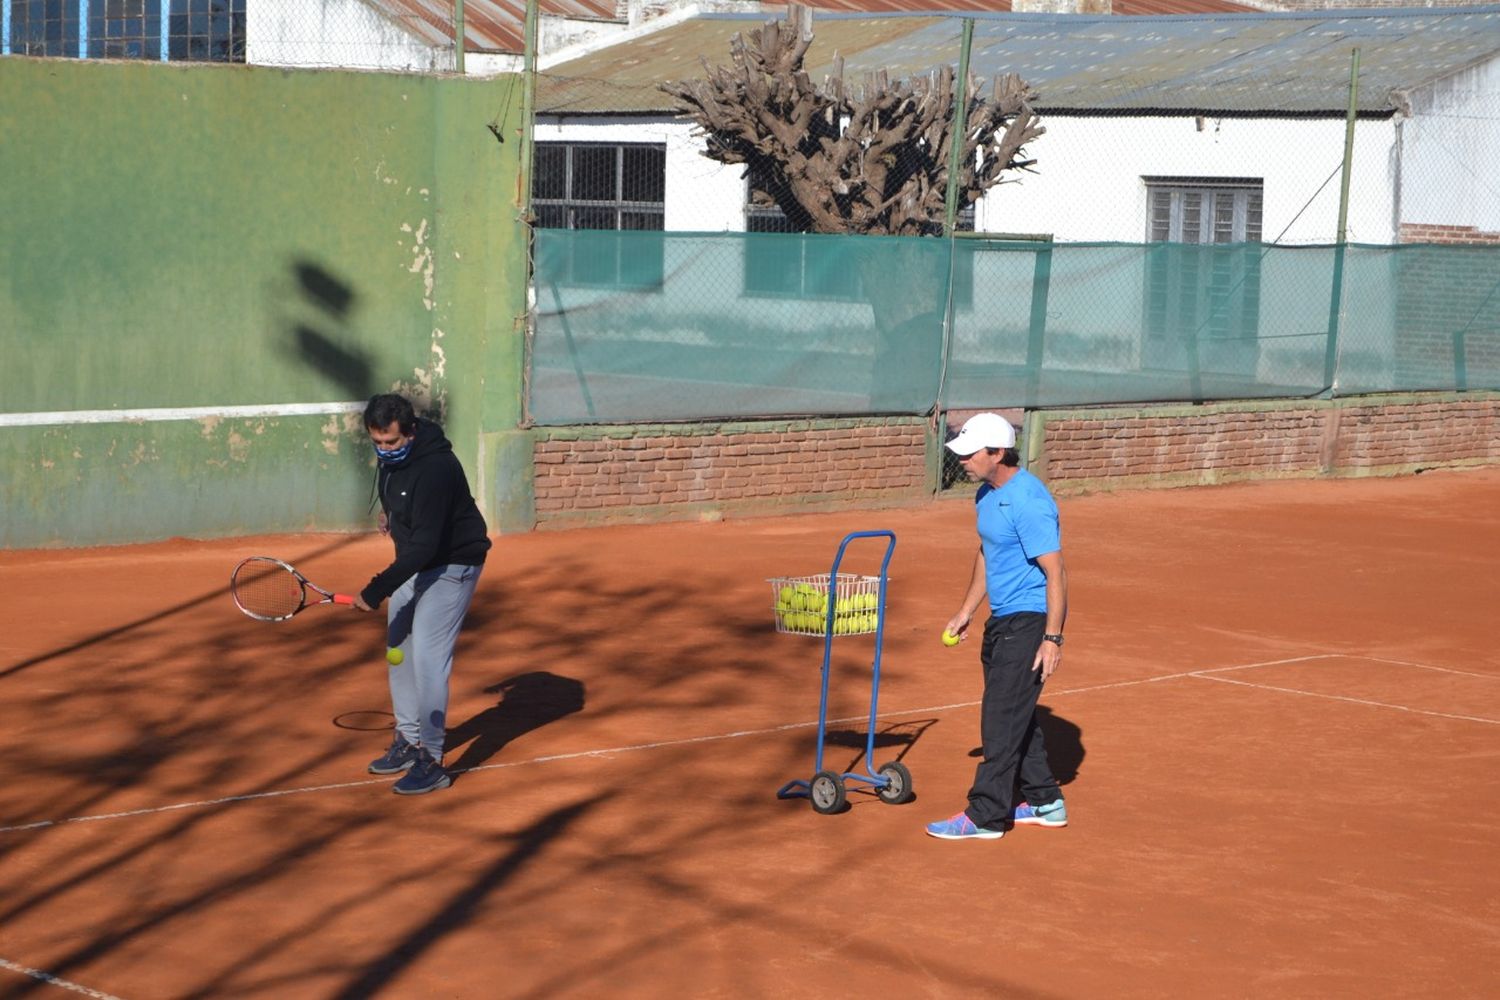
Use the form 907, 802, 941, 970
776, 530, 915, 814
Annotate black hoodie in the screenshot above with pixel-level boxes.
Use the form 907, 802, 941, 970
361, 419, 491, 608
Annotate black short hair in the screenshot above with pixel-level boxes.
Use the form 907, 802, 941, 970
364, 394, 416, 434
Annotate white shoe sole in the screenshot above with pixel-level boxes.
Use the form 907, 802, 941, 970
926, 828, 1005, 840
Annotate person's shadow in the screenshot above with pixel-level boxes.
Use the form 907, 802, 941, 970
446, 671, 586, 775
968, 705, 1084, 785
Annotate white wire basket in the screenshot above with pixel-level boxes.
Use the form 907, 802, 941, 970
768, 572, 884, 637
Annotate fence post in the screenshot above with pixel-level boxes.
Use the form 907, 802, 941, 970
454, 0, 466, 73
1324, 47, 1360, 394
942, 19, 975, 236
1024, 237, 1054, 408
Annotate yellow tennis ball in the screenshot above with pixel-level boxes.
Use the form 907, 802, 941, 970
941, 630, 961, 647
386, 647, 404, 665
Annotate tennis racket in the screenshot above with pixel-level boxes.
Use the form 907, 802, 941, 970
230, 556, 356, 622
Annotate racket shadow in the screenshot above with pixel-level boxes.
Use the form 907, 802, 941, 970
444, 670, 586, 777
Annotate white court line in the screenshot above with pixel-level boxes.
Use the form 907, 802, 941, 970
1347, 655, 1500, 680
0, 958, 124, 1000
1194, 674, 1500, 725
0, 653, 1336, 836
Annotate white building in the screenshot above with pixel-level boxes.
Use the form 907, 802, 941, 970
524, 9, 1500, 420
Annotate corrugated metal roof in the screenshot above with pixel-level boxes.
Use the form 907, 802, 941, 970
537, 7, 1500, 116
372, 0, 621, 53
375, 0, 1257, 55
775, 0, 1257, 14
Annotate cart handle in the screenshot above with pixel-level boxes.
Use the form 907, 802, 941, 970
812, 531, 898, 775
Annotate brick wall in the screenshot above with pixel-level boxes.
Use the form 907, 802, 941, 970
528, 396, 1498, 527
533, 418, 930, 526
1398, 223, 1500, 246
1031, 394, 1500, 493
1391, 233, 1500, 388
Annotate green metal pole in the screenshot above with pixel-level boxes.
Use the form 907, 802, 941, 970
1336, 48, 1359, 243
521, 0, 537, 219
1323, 47, 1360, 392
943, 19, 975, 236
454, 0, 466, 74
934, 17, 976, 472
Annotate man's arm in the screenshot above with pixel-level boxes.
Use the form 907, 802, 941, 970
1032, 549, 1068, 679
944, 546, 988, 642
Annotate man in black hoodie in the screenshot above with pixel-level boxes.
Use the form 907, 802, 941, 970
354, 394, 490, 795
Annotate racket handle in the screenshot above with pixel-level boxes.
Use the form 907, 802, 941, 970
334, 594, 357, 606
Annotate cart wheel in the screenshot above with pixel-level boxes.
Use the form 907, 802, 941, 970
875, 761, 914, 805
809, 770, 847, 814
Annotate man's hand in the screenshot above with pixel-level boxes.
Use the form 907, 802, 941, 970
1032, 638, 1061, 680
943, 611, 973, 643
353, 596, 375, 612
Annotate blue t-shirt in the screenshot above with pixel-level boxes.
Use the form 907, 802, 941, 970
975, 469, 1061, 616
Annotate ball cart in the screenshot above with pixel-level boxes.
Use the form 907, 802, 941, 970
772, 530, 915, 814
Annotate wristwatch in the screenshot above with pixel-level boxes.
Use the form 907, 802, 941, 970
1042, 633, 1065, 646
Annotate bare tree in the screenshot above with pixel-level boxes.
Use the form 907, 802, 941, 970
660, 6, 1045, 410
660, 4, 1044, 237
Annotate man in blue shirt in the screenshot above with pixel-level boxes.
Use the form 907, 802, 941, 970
927, 412, 1070, 840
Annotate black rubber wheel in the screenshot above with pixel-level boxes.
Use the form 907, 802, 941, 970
809, 770, 847, 814
875, 761, 914, 805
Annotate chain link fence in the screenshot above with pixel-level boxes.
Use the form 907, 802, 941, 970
0, 0, 476, 72
530, 44, 1500, 467
9, 4, 1498, 463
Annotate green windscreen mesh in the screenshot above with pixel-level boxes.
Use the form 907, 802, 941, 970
530, 231, 1500, 424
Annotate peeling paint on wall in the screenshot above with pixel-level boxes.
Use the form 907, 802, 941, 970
404, 217, 436, 311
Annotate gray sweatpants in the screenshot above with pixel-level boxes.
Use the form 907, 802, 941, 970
385, 563, 482, 762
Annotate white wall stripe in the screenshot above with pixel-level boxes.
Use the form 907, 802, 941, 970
0, 957, 125, 1000
0, 402, 365, 428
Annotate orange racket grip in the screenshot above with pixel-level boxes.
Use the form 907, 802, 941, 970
334, 594, 357, 606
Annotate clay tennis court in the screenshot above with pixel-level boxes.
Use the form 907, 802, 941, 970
3, 469, 1498, 999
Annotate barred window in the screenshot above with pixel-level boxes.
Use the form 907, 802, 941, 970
1146, 177, 1263, 244
2, 0, 244, 62
534, 142, 666, 288
1143, 177, 1263, 353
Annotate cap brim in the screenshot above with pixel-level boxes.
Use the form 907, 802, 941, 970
945, 435, 979, 455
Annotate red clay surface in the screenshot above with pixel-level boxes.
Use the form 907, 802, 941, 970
2, 469, 1498, 999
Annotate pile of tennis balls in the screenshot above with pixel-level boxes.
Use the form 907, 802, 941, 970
776, 582, 880, 635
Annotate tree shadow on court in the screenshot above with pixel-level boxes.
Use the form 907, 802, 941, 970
445, 670, 587, 775
0, 521, 1034, 999
278, 259, 376, 401
965, 704, 1085, 786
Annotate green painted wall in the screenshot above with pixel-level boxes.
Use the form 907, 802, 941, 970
1, 58, 528, 547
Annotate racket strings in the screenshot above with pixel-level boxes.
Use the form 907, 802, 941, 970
232, 562, 305, 619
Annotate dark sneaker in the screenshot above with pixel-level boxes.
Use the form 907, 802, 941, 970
925, 810, 1004, 840
392, 754, 452, 795
368, 735, 421, 775
1013, 799, 1069, 828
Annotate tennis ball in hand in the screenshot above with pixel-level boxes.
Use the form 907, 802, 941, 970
386, 647, 404, 665
941, 630, 962, 647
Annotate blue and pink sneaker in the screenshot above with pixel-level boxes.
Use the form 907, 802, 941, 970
1013, 799, 1068, 828
925, 811, 1005, 840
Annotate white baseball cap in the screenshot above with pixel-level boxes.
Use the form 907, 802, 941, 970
945, 412, 1016, 455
